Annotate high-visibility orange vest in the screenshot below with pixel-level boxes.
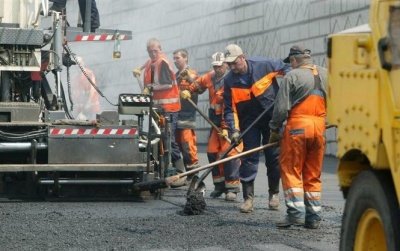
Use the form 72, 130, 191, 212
143, 55, 180, 112
72, 69, 100, 113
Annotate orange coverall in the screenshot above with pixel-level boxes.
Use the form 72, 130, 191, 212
270, 64, 327, 224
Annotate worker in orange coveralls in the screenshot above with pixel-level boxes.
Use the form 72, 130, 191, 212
269, 45, 327, 229
181, 52, 243, 201
172, 49, 200, 187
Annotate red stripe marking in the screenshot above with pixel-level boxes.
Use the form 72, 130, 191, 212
77, 129, 86, 134
51, 128, 59, 134
51, 128, 137, 135
65, 128, 73, 134
75, 34, 128, 41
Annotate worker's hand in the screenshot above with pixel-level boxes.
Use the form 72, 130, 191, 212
180, 90, 191, 99
179, 69, 190, 80
180, 70, 193, 83
133, 67, 141, 77
230, 131, 241, 145
215, 89, 224, 103
268, 130, 280, 146
142, 87, 150, 95
218, 129, 229, 139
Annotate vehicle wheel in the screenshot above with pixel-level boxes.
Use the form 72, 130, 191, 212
340, 170, 400, 251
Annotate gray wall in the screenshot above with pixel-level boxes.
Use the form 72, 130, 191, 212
61, 0, 370, 156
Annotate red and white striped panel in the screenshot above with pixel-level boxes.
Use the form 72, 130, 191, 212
50, 128, 137, 135
74, 34, 128, 42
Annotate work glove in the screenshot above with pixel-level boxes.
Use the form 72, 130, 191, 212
133, 67, 141, 77
218, 129, 229, 139
180, 90, 191, 99
142, 87, 150, 95
180, 70, 193, 83
230, 131, 241, 145
268, 130, 280, 146
180, 69, 189, 79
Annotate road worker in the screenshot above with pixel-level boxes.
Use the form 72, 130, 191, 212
269, 45, 327, 229
181, 52, 243, 201
46, 0, 100, 32
71, 56, 100, 120
172, 49, 200, 186
223, 44, 291, 212
133, 38, 185, 188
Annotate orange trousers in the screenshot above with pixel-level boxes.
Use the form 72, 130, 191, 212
280, 116, 325, 222
175, 128, 199, 167
207, 128, 242, 191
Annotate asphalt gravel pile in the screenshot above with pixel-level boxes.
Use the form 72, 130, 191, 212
183, 191, 206, 215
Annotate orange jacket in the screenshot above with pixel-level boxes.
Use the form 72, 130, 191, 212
72, 69, 100, 113
143, 54, 180, 112
189, 70, 228, 128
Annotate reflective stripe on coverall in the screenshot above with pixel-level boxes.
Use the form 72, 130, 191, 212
280, 66, 325, 223
176, 68, 199, 166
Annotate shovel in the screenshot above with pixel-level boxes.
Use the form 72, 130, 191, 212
133, 72, 144, 92
192, 100, 276, 190
133, 142, 277, 191
133, 100, 276, 192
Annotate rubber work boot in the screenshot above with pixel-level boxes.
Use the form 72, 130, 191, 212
268, 193, 280, 210
225, 192, 237, 201
276, 216, 305, 228
40, 2, 65, 15
268, 178, 280, 210
169, 159, 187, 188
240, 181, 254, 213
210, 190, 224, 198
304, 220, 321, 229
185, 162, 200, 185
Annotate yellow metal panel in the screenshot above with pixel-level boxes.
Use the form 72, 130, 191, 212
327, 33, 380, 165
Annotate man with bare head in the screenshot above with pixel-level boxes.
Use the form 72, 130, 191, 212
133, 38, 185, 187
172, 49, 200, 186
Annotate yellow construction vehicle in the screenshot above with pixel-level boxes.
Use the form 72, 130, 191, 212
327, 0, 400, 249
0, 0, 168, 199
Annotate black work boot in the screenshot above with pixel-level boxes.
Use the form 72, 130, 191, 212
185, 162, 200, 185
41, 2, 66, 15
49, 2, 66, 12
210, 182, 225, 198
240, 181, 254, 213
268, 177, 280, 210
169, 158, 187, 188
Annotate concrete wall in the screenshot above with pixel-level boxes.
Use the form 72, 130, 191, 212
61, 0, 370, 156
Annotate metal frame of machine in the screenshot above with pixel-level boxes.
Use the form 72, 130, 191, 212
0, 0, 167, 198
